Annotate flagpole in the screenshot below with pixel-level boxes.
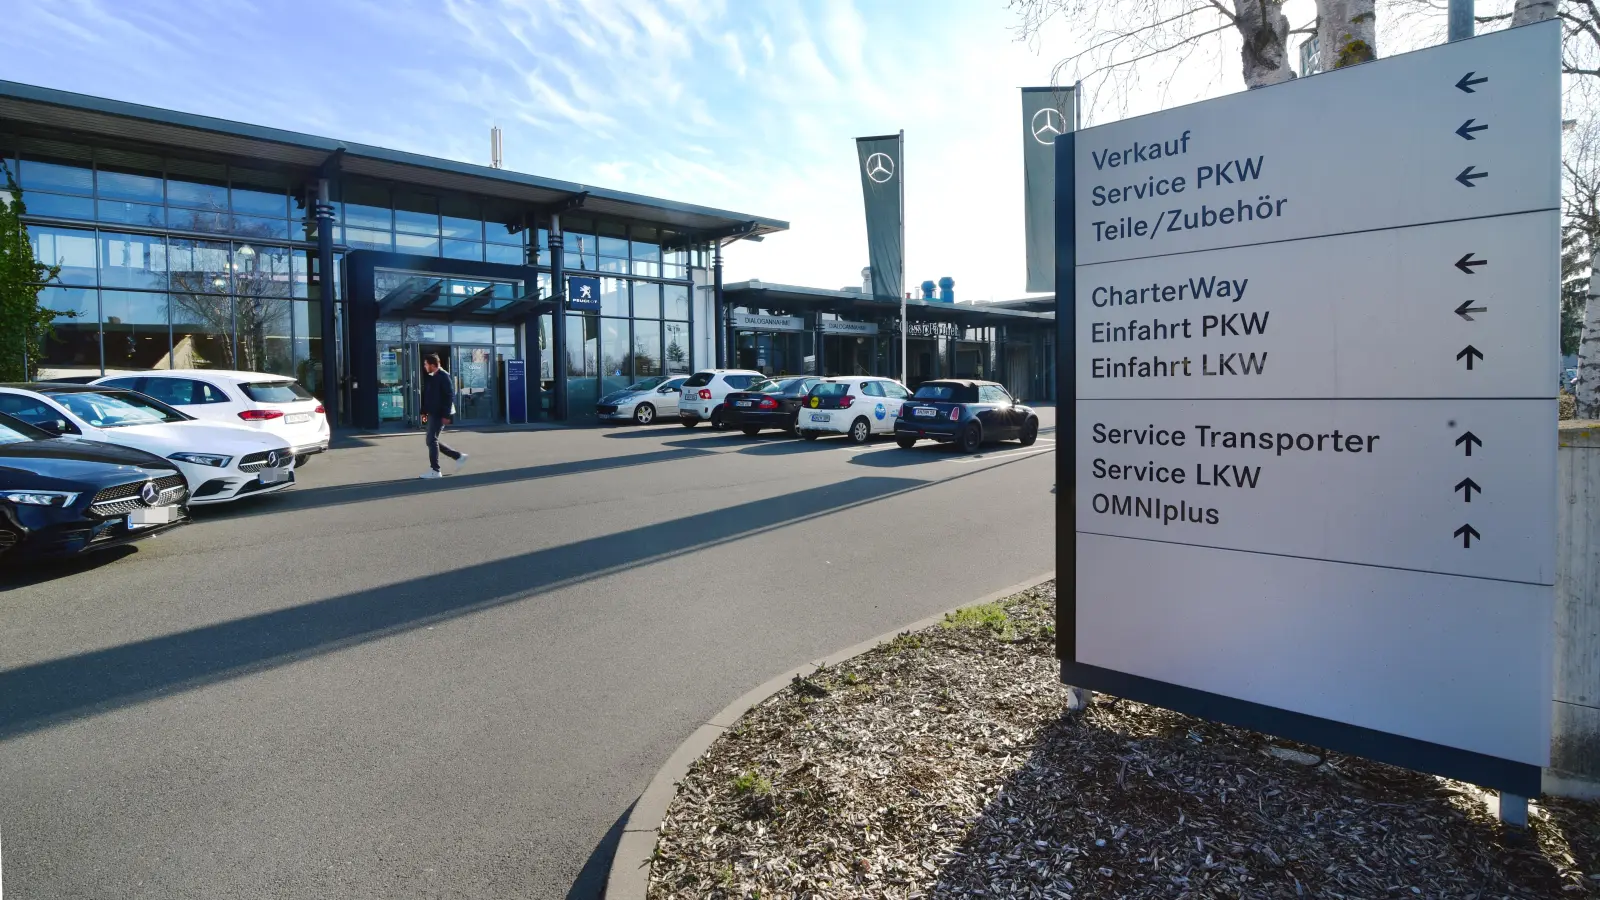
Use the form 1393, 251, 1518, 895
898, 129, 907, 387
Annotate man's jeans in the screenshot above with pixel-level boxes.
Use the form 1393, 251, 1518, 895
425, 418, 460, 471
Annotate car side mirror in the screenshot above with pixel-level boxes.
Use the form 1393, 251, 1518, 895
45, 419, 70, 435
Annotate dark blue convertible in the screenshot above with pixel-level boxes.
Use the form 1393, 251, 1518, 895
894, 379, 1040, 452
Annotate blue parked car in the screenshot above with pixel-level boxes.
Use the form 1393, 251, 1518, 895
894, 379, 1039, 453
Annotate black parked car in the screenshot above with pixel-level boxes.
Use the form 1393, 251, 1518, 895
722, 376, 821, 436
894, 379, 1040, 452
0, 411, 189, 561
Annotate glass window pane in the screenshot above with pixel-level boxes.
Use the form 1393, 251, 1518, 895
101, 290, 172, 371
452, 325, 493, 343
631, 233, 660, 261
482, 198, 523, 244
565, 232, 595, 270
345, 227, 394, 251
440, 194, 483, 239
230, 167, 290, 218
170, 288, 235, 370
100, 232, 167, 290
598, 234, 628, 260
96, 149, 164, 203
235, 296, 294, 375
493, 326, 516, 345
442, 239, 483, 261
167, 158, 229, 211
29, 225, 98, 285
566, 313, 596, 377
98, 200, 166, 227
227, 214, 291, 241
395, 232, 440, 256
633, 319, 661, 377
485, 242, 523, 265
167, 239, 231, 294
535, 227, 550, 266
168, 206, 231, 234
22, 191, 94, 220
631, 259, 659, 277
598, 255, 627, 274
394, 191, 439, 235
663, 284, 690, 320
36, 286, 99, 378
664, 321, 691, 374
663, 263, 688, 280
633, 282, 661, 318
601, 317, 629, 391
234, 244, 294, 302
600, 277, 628, 317
18, 142, 93, 194
343, 181, 392, 230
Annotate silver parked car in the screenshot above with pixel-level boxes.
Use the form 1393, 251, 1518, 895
595, 376, 688, 425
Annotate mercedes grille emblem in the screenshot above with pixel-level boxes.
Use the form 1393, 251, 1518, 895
266, 450, 280, 469
139, 481, 160, 506
1031, 107, 1066, 145
865, 152, 895, 183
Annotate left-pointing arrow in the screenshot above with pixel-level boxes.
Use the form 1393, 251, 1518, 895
1456, 345, 1484, 369
1454, 299, 1488, 321
1456, 166, 1489, 187
1455, 118, 1488, 140
1454, 477, 1481, 501
1454, 523, 1481, 547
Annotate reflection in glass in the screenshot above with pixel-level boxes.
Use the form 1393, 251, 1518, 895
441, 195, 483, 239
100, 231, 167, 290
565, 313, 598, 416
485, 242, 523, 265
230, 168, 290, 218
343, 181, 392, 230
664, 321, 690, 374
236, 296, 293, 375
18, 146, 93, 194
98, 200, 166, 227
36, 286, 99, 378
166, 158, 229, 211
101, 290, 172, 371
21, 192, 94, 220
395, 232, 440, 256
394, 191, 439, 235
442, 239, 482, 262
633, 282, 661, 319
600, 277, 628, 317
663, 284, 690, 320
345, 227, 394, 252
601, 317, 630, 396
30, 226, 98, 285
170, 295, 234, 370
168, 239, 231, 294
96, 151, 163, 203
633, 319, 662, 377
452, 325, 493, 344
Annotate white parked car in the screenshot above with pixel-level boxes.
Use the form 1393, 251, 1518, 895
0, 385, 296, 505
596, 375, 688, 425
93, 370, 329, 466
678, 369, 764, 429
796, 376, 912, 444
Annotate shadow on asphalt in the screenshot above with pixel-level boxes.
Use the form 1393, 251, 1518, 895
0, 545, 139, 588
566, 798, 635, 900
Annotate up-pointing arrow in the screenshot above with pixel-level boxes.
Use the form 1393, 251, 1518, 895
1457, 345, 1484, 370
1455, 119, 1489, 140
1455, 477, 1482, 501
1455, 253, 1487, 274
1455, 523, 1481, 548
1456, 431, 1482, 456
1456, 72, 1489, 93
1456, 166, 1489, 187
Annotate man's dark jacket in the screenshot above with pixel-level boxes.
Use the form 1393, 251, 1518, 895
420, 368, 456, 419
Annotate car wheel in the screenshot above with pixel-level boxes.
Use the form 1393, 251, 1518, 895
633, 403, 656, 425
958, 422, 983, 453
896, 436, 917, 449
786, 413, 799, 435
681, 418, 698, 429
848, 417, 871, 444
799, 430, 819, 441
742, 426, 761, 437
710, 408, 725, 430
1019, 417, 1039, 446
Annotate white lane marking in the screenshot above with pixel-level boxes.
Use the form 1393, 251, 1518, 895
948, 446, 1057, 464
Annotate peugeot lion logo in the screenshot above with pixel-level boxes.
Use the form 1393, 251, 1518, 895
1031, 107, 1065, 146
865, 152, 895, 183
266, 450, 280, 469
139, 481, 160, 506
578, 285, 593, 300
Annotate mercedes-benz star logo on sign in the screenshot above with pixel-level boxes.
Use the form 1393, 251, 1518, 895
1031, 107, 1065, 145
139, 481, 160, 506
865, 152, 895, 183
266, 450, 280, 469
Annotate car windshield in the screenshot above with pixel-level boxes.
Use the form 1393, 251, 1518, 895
625, 376, 668, 391
240, 381, 314, 403
52, 390, 188, 427
811, 383, 851, 397
0, 411, 47, 443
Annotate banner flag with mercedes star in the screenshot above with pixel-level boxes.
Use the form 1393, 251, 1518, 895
1021, 86, 1074, 293
855, 133, 903, 300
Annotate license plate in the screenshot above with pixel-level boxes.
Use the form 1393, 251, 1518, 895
810, 413, 831, 423
129, 506, 177, 526
285, 412, 312, 424
913, 407, 938, 418
259, 468, 291, 484
735, 400, 753, 407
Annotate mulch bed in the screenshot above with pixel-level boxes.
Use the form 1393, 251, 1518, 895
647, 582, 1600, 899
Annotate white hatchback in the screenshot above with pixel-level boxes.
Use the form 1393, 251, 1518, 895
678, 369, 764, 429
0, 385, 296, 505
796, 377, 912, 444
94, 370, 329, 466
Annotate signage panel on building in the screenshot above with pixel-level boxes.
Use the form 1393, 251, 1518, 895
1059, 21, 1560, 796
820, 320, 879, 336
567, 275, 600, 311
732, 313, 806, 332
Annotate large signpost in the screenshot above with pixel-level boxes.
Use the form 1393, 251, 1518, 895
1057, 21, 1561, 797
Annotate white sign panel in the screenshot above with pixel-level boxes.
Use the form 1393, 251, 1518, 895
1073, 21, 1559, 266
820, 320, 879, 336
732, 313, 807, 332
1065, 21, 1561, 784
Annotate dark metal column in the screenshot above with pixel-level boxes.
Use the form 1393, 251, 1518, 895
549, 214, 567, 420
315, 176, 338, 426
713, 240, 726, 367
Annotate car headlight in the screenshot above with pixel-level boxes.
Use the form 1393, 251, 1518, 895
168, 451, 233, 467
4, 490, 79, 507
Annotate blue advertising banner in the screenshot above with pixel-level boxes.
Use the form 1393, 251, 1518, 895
568, 276, 600, 311
505, 358, 527, 424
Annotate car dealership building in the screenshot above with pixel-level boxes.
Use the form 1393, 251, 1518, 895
3, 80, 1055, 427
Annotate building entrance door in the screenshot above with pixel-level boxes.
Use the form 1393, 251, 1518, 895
414, 343, 496, 426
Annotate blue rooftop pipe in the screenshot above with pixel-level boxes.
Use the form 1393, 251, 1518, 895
938, 277, 955, 303
920, 280, 936, 299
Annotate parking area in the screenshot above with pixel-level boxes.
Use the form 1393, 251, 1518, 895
0, 409, 1056, 899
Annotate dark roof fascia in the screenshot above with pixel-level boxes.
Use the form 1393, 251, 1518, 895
722, 282, 1055, 323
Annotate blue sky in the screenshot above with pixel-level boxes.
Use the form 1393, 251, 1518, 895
0, 0, 1243, 300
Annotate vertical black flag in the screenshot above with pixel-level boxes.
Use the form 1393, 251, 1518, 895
855, 133, 903, 300
1022, 86, 1074, 293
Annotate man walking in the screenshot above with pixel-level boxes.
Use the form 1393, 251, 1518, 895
419, 352, 469, 479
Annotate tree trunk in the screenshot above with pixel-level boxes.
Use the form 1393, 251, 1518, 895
1318, 0, 1376, 72
1512, 0, 1557, 25
1234, 0, 1296, 88
1577, 250, 1600, 419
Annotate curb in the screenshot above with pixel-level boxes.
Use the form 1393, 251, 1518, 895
602, 571, 1057, 899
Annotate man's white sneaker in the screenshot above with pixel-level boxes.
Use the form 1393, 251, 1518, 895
454, 453, 470, 473
420, 470, 442, 480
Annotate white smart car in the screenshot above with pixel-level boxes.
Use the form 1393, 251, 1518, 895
796, 376, 912, 444
678, 369, 764, 429
596, 375, 688, 425
93, 370, 329, 466
0, 385, 296, 505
